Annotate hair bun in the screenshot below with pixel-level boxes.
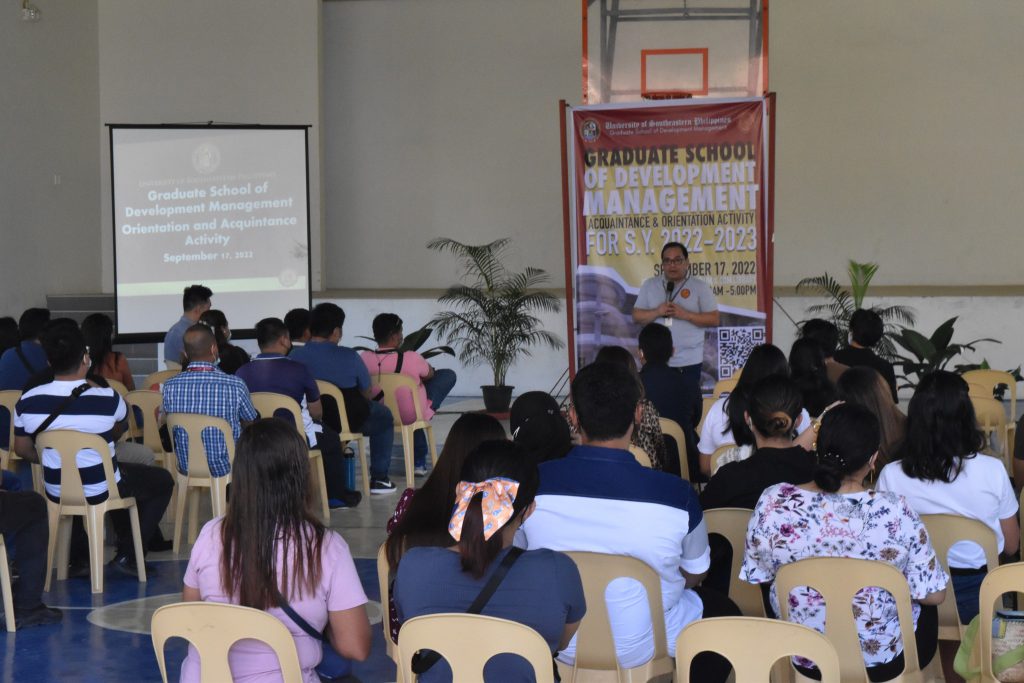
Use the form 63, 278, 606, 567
767, 411, 793, 435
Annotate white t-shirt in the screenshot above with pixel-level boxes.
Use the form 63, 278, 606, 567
697, 395, 811, 456
877, 454, 1018, 568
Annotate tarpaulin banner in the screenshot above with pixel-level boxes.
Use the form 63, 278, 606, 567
567, 97, 772, 392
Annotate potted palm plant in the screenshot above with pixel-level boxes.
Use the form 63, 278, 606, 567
427, 237, 563, 413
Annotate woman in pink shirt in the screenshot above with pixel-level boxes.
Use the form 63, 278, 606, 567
180, 419, 371, 683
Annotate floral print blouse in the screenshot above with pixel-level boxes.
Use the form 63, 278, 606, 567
741, 484, 949, 667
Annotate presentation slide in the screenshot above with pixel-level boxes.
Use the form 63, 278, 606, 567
111, 125, 310, 338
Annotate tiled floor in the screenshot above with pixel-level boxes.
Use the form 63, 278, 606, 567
1, 398, 492, 683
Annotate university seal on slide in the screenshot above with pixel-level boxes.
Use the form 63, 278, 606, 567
580, 119, 600, 142
192, 143, 221, 174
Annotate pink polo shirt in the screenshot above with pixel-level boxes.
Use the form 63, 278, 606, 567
360, 349, 434, 424
180, 518, 367, 683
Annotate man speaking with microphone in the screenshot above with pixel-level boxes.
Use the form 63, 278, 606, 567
632, 242, 719, 393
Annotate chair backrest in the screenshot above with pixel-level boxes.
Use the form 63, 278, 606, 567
143, 369, 180, 391
658, 417, 690, 482
34, 430, 122, 506
377, 373, 428, 426
396, 613, 554, 683
566, 551, 668, 671
250, 392, 305, 435
713, 374, 740, 398
106, 379, 129, 399
675, 616, 842, 682
972, 395, 1008, 430
968, 382, 993, 399
315, 380, 358, 435
165, 413, 235, 478
151, 602, 304, 683
920, 514, 999, 638
979, 563, 1024, 680
0, 389, 20, 459
376, 542, 397, 656
963, 369, 1016, 415
703, 508, 763, 617
124, 390, 164, 451
628, 444, 652, 468
775, 557, 923, 682
710, 443, 746, 476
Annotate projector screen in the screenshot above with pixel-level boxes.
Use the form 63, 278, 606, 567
110, 125, 311, 340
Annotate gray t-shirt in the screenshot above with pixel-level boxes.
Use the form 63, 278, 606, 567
634, 275, 717, 367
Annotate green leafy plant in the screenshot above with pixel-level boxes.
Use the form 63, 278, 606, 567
891, 316, 999, 389
796, 260, 916, 360
427, 237, 563, 387
354, 323, 454, 360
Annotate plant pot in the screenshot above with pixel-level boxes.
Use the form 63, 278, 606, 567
481, 385, 514, 413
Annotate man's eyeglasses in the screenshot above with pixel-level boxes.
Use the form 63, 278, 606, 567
661, 257, 686, 266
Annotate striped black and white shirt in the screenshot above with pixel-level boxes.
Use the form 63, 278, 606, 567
14, 380, 124, 502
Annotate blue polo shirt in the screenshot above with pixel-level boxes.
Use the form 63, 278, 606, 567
163, 315, 192, 365
0, 341, 49, 448
236, 353, 321, 443
518, 444, 710, 667
288, 340, 369, 391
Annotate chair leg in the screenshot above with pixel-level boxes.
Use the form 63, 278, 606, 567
355, 438, 370, 498
188, 487, 201, 545
401, 428, 415, 488
0, 538, 15, 632
127, 504, 147, 584
85, 507, 105, 594
54, 516, 73, 583
172, 478, 189, 555
311, 453, 329, 522
424, 424, 438, 470
30, 464, 44, 495
211, 477, 228, 518
44, 504, 60, 592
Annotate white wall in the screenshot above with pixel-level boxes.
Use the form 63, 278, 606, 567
97, 0, 323, 294
320, 0, 579, 289
770, 0, 1024, 287
0, 1, 100, 314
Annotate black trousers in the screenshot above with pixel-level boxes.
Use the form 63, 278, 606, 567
66, 462, 173, 563
312, 424, 352, 499
688, 586, 743, 683
0, 490, 48, 609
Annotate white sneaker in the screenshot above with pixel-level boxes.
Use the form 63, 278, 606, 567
414, 465, 428, 477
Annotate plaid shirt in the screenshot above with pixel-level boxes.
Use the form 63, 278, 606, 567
162, 362, 257, 476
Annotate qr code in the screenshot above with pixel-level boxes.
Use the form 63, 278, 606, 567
718, 326, 765, 379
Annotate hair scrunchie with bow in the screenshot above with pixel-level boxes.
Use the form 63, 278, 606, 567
448, 477, 520, 542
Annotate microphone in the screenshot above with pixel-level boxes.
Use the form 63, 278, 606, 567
666, 280, 675, 302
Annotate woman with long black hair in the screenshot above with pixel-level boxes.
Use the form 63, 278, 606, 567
180, 419, 371, 682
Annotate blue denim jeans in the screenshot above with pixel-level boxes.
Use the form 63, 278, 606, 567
413, 369, 457, 466
362, 399, 395, 480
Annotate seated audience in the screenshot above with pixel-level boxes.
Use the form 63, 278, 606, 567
742, 404, 947, 682
594, 345, 670, 472
638, 322, 702, 478
0, 307, 50, 453
181, 419, 371, 682
877, 370, 1018, 624
164, 284, 211, 367
800, 318, 849, 384
385, 412, 505, 642
393, 439, 585, 682
0, 316, 18, 355
82, 313, 134, 390
509, 391, 572, 464
788, 337, 838, 417
697, 343, 811, 475
291, 303, 395, 488
161, 324, 258, 481
837, 366, 906, 467
518, 362, 737, 680
833, 308, 898, 401
285, 307, 312, 347
0, 489, 62, 628
14, 319, 173, 577
700, 375, 814, 510
360, 313, 456, 475
236, 317, 364, 506
198, 309, 250, 375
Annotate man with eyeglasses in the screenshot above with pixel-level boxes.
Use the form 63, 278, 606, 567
632, 242, 719, 392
